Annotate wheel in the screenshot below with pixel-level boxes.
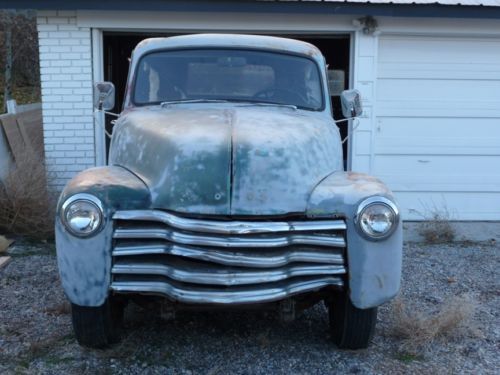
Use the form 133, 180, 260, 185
328, 292, 377, 349
71, 297, 125, 348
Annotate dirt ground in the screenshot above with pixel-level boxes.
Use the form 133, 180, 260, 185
0, 240, 498, 374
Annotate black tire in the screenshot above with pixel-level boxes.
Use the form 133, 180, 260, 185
71, 297, 125, 348
328, 292, 377, 349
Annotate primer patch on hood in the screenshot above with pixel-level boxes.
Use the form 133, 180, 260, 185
110, 105, 342, 215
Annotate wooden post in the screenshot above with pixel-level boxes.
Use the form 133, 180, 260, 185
3, 17, 13, 113
6, 99, 17, 114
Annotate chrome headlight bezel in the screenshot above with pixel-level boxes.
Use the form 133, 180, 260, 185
355, 196, 399, 241
60, 193, 104, 237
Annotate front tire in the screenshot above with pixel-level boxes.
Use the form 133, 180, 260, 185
71, 297, 125, 348
328, 292, 377, 349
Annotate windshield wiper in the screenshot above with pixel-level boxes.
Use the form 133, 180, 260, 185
160, 99, 230, 107
160, 98, 298, 110
220, 99, 298, 110
235, 101, 298, 110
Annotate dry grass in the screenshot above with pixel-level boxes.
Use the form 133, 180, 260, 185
417, 205, 456, 243
419, 214, 456, 244
23, 332, 74, 364
0, 150, 56, 239
389, 294, 476, 355
44, 302, 71, 316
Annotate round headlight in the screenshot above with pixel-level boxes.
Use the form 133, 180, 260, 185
355, 197, 399, 240
61, 194, 103, 237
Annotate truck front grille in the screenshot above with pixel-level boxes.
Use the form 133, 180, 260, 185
110, 210, 346, 304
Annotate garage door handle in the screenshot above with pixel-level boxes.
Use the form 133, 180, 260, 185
418, 160, 430, 163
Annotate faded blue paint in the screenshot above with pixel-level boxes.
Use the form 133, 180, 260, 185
56, 166, 151, 306
231, 107, 342, 214
56, 34, 402, 310
55, 218, 113, 307
307, 171, 402, 309
59, 166, 151, 210
109, 107, 232, 214
109, 104, 342, 215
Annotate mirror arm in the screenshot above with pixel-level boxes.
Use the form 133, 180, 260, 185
334, 117, 356, 124
103, 111, 120, 118
94, 109, 116, 139
337, 118, 361, 144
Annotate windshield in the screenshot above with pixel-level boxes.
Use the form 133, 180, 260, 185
133, 49, 324, 111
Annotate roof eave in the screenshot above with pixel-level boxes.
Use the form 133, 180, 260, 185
1, 0, 500, 19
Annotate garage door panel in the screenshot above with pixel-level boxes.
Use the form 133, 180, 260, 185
377, 102, 500, 118
375, 117, 500, 138
395, 191, 500, 221
377, 78, 500, 117
379, 36, 500, 65
379, 62, 500, 80
374, 117, 500, 155
373, 155, 500, 176
375, 138, 500, 156
377, 79, 500, 102
375, 35, 500, 220
379, 174, 500, 193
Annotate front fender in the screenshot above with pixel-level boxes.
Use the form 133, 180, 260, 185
307, 171, 403, 309
55, 166, 151, 307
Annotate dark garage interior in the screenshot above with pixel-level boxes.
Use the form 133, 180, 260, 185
102, 33, 351, 164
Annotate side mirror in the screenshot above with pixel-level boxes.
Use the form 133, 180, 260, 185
340, 89, 363, 118
93, 81, 115, 111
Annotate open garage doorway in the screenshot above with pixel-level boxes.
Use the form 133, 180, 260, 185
103, 32, 351, 166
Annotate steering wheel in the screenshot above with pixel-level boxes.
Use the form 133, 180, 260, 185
253, 88, 308, 105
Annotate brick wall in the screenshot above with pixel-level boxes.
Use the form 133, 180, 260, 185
37, 11, 95, 189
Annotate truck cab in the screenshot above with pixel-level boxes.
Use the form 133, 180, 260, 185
56, 34, 402, 349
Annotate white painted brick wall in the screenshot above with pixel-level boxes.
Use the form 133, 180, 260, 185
37, 10, 95, 189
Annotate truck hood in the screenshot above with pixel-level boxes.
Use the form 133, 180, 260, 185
109, 105, 342, 215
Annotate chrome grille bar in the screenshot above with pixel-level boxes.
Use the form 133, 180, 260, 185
110, 277, 343, 304
113, 228, 345, 248
112, 261, 346, 286
111, 210, 346, 304
112, 243, 344, 268
113, 210, 346, 234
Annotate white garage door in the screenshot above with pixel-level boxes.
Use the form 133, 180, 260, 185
375, 35, 500, 220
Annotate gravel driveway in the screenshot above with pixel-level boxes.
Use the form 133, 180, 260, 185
0, 240, 498, 374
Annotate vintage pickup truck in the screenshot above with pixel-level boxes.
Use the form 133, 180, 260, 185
56, 34, 402, 349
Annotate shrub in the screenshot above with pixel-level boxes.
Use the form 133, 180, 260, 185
419, 212, 456, 243
0, 150, 56, 239
415, 204, 456, 243
389, 294, 476, 355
